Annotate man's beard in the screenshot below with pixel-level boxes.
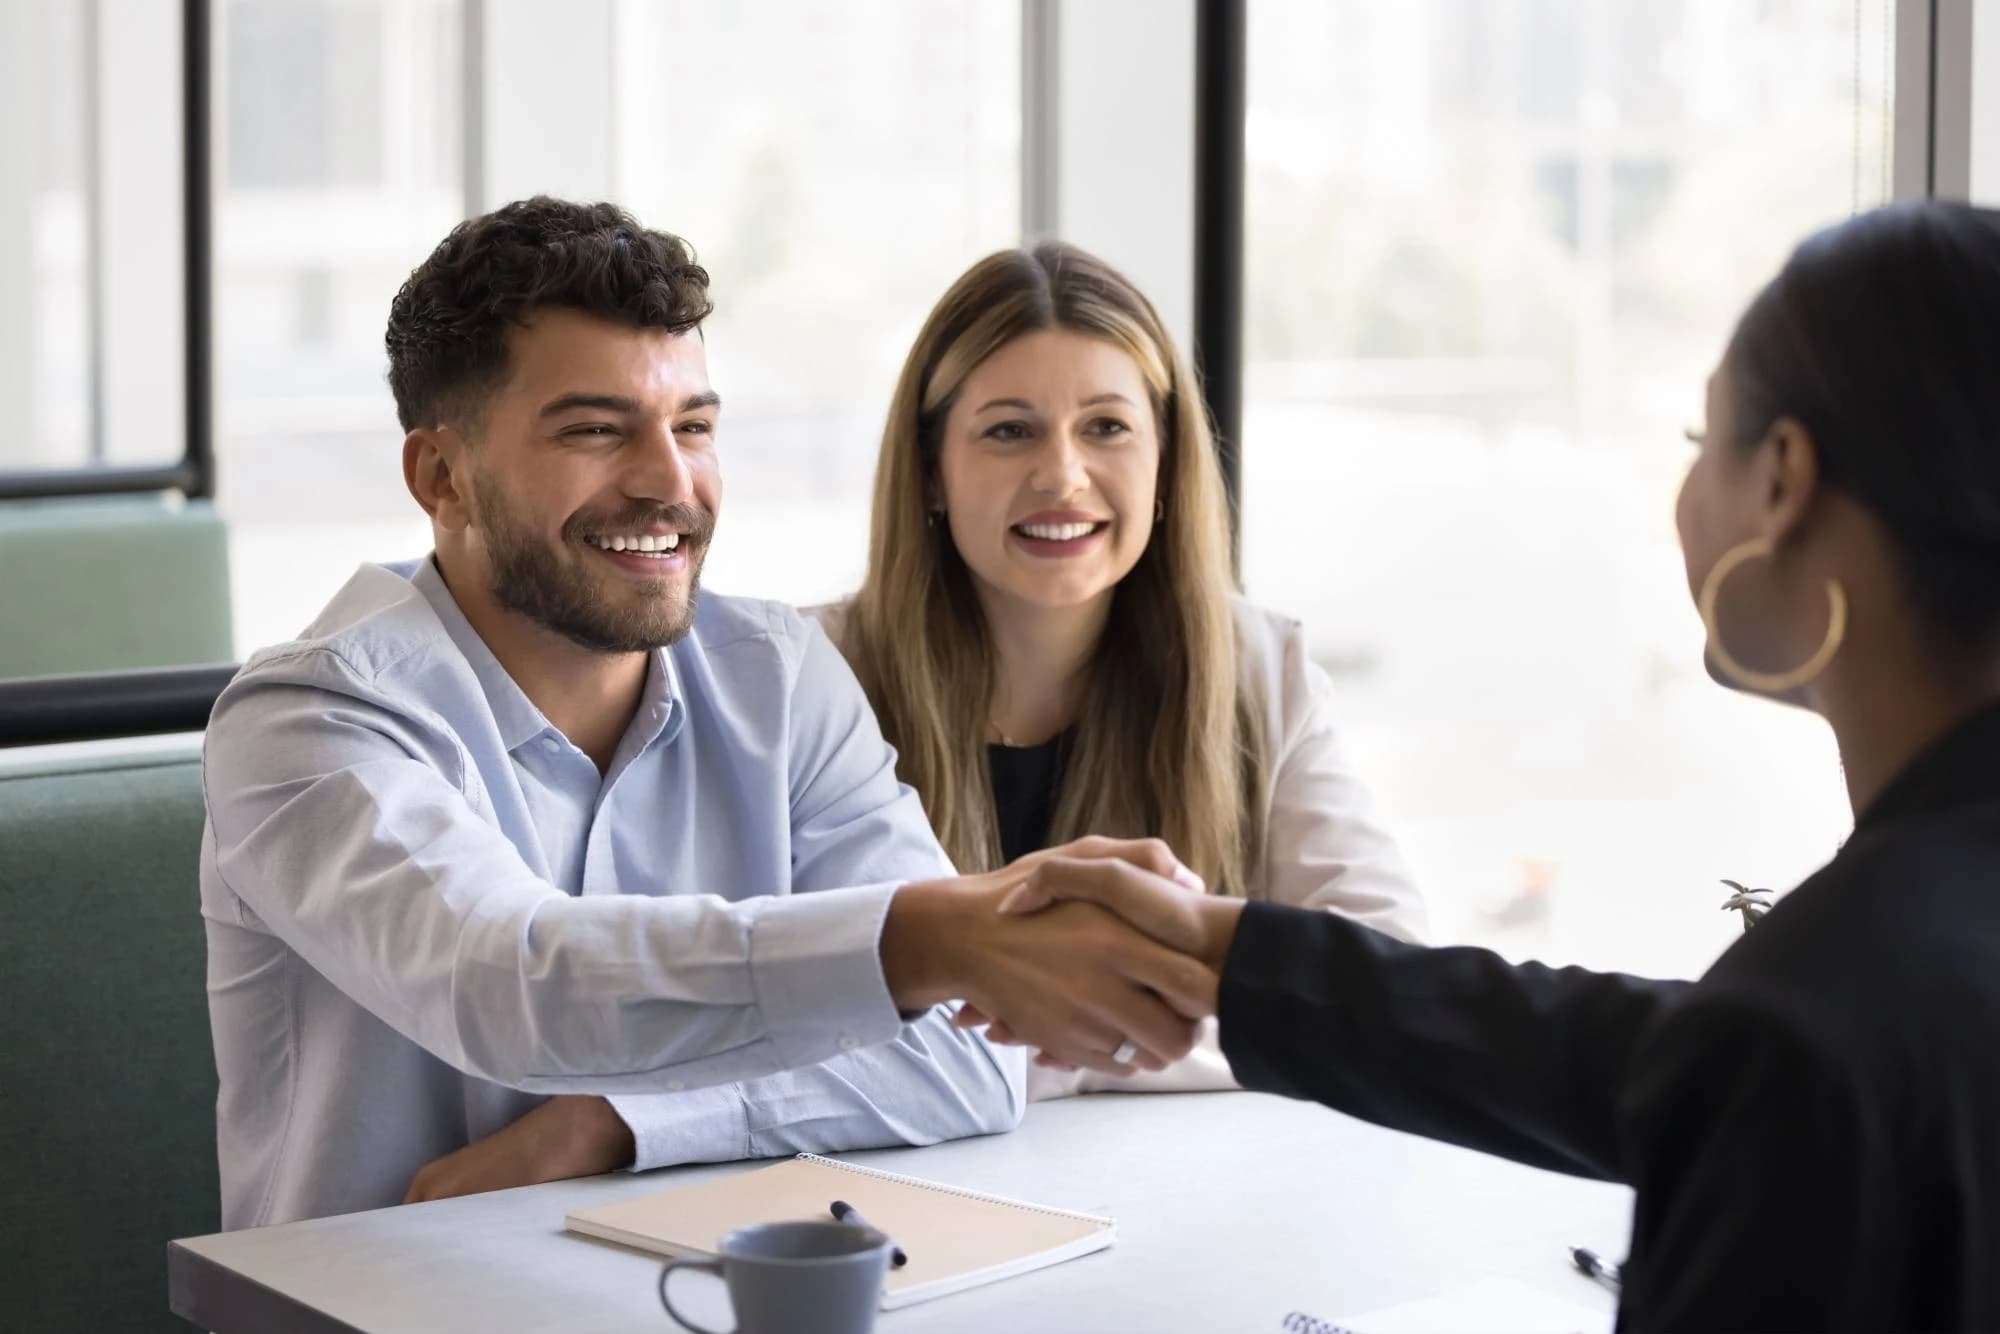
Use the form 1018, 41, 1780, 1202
473, 480, 713, 653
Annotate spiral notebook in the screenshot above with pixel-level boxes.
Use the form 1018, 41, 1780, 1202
563, 1153, 1116, 1310
1282, 1277, 1612, 1334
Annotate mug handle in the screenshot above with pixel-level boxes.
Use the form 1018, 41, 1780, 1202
657, 1258, 734, 1334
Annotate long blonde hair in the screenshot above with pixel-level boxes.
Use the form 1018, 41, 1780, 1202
839, 242, 1266, 895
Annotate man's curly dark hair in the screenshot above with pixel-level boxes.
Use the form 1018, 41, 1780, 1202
385, 196, 713, 432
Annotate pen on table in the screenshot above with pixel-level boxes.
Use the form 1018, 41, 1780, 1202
1569, 1246, 1622, 1294
830, 1200, 908, 1268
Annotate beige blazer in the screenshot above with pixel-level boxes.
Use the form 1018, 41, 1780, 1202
803, 597, 1428, 1097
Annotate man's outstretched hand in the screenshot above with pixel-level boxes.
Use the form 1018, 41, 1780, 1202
952, 851, 1248, 1068
881, 837, 1220, 1077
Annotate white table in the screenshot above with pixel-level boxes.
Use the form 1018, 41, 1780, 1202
169, 1092, 1632, 1333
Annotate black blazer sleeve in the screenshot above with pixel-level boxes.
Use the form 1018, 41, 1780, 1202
1217, 901, 1691, 1180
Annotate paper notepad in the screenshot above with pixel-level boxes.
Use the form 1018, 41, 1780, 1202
564, 1153, 1115, 1310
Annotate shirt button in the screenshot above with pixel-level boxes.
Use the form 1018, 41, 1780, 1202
667, 1080, 686, 1093
540, 735, 561, 753
838, 1036, 861, 1052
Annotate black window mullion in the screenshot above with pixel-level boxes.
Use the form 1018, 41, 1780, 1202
1192, 0, 1247, 574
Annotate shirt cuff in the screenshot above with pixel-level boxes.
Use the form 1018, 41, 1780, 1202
748, 882, 905, 1069
606, 1087, 751, 1172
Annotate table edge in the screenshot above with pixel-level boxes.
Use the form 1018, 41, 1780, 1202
169, 1238, 369, 1334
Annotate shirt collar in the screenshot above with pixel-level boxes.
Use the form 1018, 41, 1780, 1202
1853, 697, 2000, 833
409, 555, 683, 756
630, 642, 685, 753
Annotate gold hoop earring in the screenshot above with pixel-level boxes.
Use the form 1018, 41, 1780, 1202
1697, 537, 1848, 694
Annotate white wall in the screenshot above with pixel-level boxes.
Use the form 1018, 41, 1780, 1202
0, 2, 42, 466
99, 0, 185, 467
1973, 0, 2000, 204
477, 0, 617, 206
1047, 0, 1196, 355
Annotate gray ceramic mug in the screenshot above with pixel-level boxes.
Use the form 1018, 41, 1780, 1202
658, 1221, 891, 1334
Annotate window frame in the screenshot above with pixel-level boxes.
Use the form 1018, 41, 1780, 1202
0, 0, 1980, 744
1192, 0, 1246, 566
0, 0, 214, 503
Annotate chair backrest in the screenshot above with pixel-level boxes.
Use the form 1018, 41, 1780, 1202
0, 742, 218, 1332
0, 495, 232, 677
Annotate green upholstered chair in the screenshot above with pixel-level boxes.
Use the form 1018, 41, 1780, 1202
0, 741, 217, 1331
0, 495, 233, 678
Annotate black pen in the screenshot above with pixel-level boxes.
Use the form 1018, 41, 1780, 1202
830, 1199, 908, 1268
1569, 1246, 1622, 1294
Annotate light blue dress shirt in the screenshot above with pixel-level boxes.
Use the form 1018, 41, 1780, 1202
199, 558, 1024, 1229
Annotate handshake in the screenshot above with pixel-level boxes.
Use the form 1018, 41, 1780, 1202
879, 837, 1250, 1077
404, 836, 1247, 1204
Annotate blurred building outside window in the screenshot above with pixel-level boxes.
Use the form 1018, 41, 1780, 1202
1241, 0, 1896, 977
212, 0, 1020, 653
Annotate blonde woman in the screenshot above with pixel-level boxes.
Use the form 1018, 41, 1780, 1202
814, 242, 1428, 1097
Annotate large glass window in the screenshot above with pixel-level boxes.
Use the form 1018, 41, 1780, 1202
1242, 0, 1895, 977
614, 0, 1021, 607
213, 0, 464, 653
3, 0, 185, 476
8, 0, 90, 472
212, 0, 1020, 654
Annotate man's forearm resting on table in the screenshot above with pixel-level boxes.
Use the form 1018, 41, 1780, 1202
608, 1014, 1027, 1171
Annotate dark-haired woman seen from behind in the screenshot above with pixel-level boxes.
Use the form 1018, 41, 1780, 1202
1010, 201, 2000, 1331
